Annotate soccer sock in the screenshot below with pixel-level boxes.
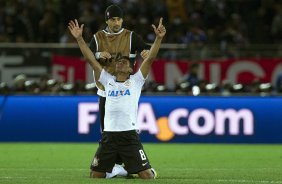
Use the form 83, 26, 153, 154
105, 164, 128, 178
151, 168, 157, 179
114, 164, 128, 176
105, 172, 116, 179
105, 164, 121, 178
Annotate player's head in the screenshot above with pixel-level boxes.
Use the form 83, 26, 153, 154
115, 55, 133, 74
105, 5, 123, 33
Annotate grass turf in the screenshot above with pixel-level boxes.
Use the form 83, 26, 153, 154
0, 143, 281, 184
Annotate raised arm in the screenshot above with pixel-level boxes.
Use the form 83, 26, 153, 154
68, 19, 102, 80
140, 18, 166, 78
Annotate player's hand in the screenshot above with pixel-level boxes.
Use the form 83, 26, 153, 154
152, 17, 166, 38
68, 19, 84, 40
100, 51, 112, 60
141, 50, 150, 60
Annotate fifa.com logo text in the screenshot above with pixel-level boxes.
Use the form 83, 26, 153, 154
78, 103, 254, 141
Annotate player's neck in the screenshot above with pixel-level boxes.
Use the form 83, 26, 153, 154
116, 73, 129, 82
106, 27, 122, 34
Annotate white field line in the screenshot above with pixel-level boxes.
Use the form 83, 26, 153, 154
166, 167, 281, 171
0, 168, 87, 171
0, 167, 280, 171
0, 176, 52, 179
1, 176, 282, 183
217, 179, 282, 183
0, 168, 281, 183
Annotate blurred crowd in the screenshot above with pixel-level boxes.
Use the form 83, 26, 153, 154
1, 0, 282, 96
0, 74, 97, 95
0, 72, 281, 96
0, 0, 282, 44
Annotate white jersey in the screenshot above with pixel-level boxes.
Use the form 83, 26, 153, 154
97, 88, 106, 97
93, 71, 106, 97
99, 69, 146, 131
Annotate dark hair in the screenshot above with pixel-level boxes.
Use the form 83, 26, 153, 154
105, 5, 123, 21
116, 55, 136, 69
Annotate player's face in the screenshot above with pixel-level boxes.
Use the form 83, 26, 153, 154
116, 59, 130, 73
106, 17, 123, 33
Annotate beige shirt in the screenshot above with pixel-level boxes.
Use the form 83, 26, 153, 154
93, 28, 132, 92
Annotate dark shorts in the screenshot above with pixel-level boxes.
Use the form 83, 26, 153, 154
98, 96, 122, 164
90, 130, 151, 174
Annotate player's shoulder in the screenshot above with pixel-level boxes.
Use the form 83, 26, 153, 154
130, 31, 144, 42
121, 28, 133, 36
130, 70, 143, 79
102, 69, 116, 79
130, 31, 142, 36
95, 29, 105, 35
123, 28, 133, 32
123, 29, 142, 37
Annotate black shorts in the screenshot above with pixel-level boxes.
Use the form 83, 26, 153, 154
98, 96, 122, 164
90, 130, 152, 174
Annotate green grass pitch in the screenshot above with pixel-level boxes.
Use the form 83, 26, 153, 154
0, 143, 281, 184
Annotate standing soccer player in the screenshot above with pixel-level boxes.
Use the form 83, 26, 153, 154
89, 4, 150, 132
68, 17, 166, 179
88, 4, 150, 178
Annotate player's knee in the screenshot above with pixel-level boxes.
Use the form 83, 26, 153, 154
138, 169, 154, 179
90, 170, 106, 178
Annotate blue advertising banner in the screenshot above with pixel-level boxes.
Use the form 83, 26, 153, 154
0, 95, 281, 143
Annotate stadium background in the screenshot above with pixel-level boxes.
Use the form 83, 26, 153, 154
0, 0, 282, 183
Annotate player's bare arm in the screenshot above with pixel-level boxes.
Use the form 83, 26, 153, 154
68, 19, 102, 80
140, 17, 166, 78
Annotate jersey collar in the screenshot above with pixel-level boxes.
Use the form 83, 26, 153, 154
103, 27, 124, 35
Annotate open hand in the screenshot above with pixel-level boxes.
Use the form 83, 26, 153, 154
68, 19, 84, 40
152, 17, 166, 38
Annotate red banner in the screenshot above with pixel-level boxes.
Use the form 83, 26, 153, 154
149, 58, 282, 88
52, 55, 86, 83
51, 55, 282, 88
202, 58, 282, 84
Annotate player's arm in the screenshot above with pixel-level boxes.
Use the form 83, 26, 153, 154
68, 19, 102, 80
140, 18, 166, 78
89, 37, 111, 61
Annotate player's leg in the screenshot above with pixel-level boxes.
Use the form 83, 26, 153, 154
115, 154, 123, 165
90, 170, 106, 178
138, 168, 157, 179
90, 132, 117, 178
118, 131, 156, 179
98, 96, 106, 132
99, 96, 127, 177
99, 96, 125, 172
